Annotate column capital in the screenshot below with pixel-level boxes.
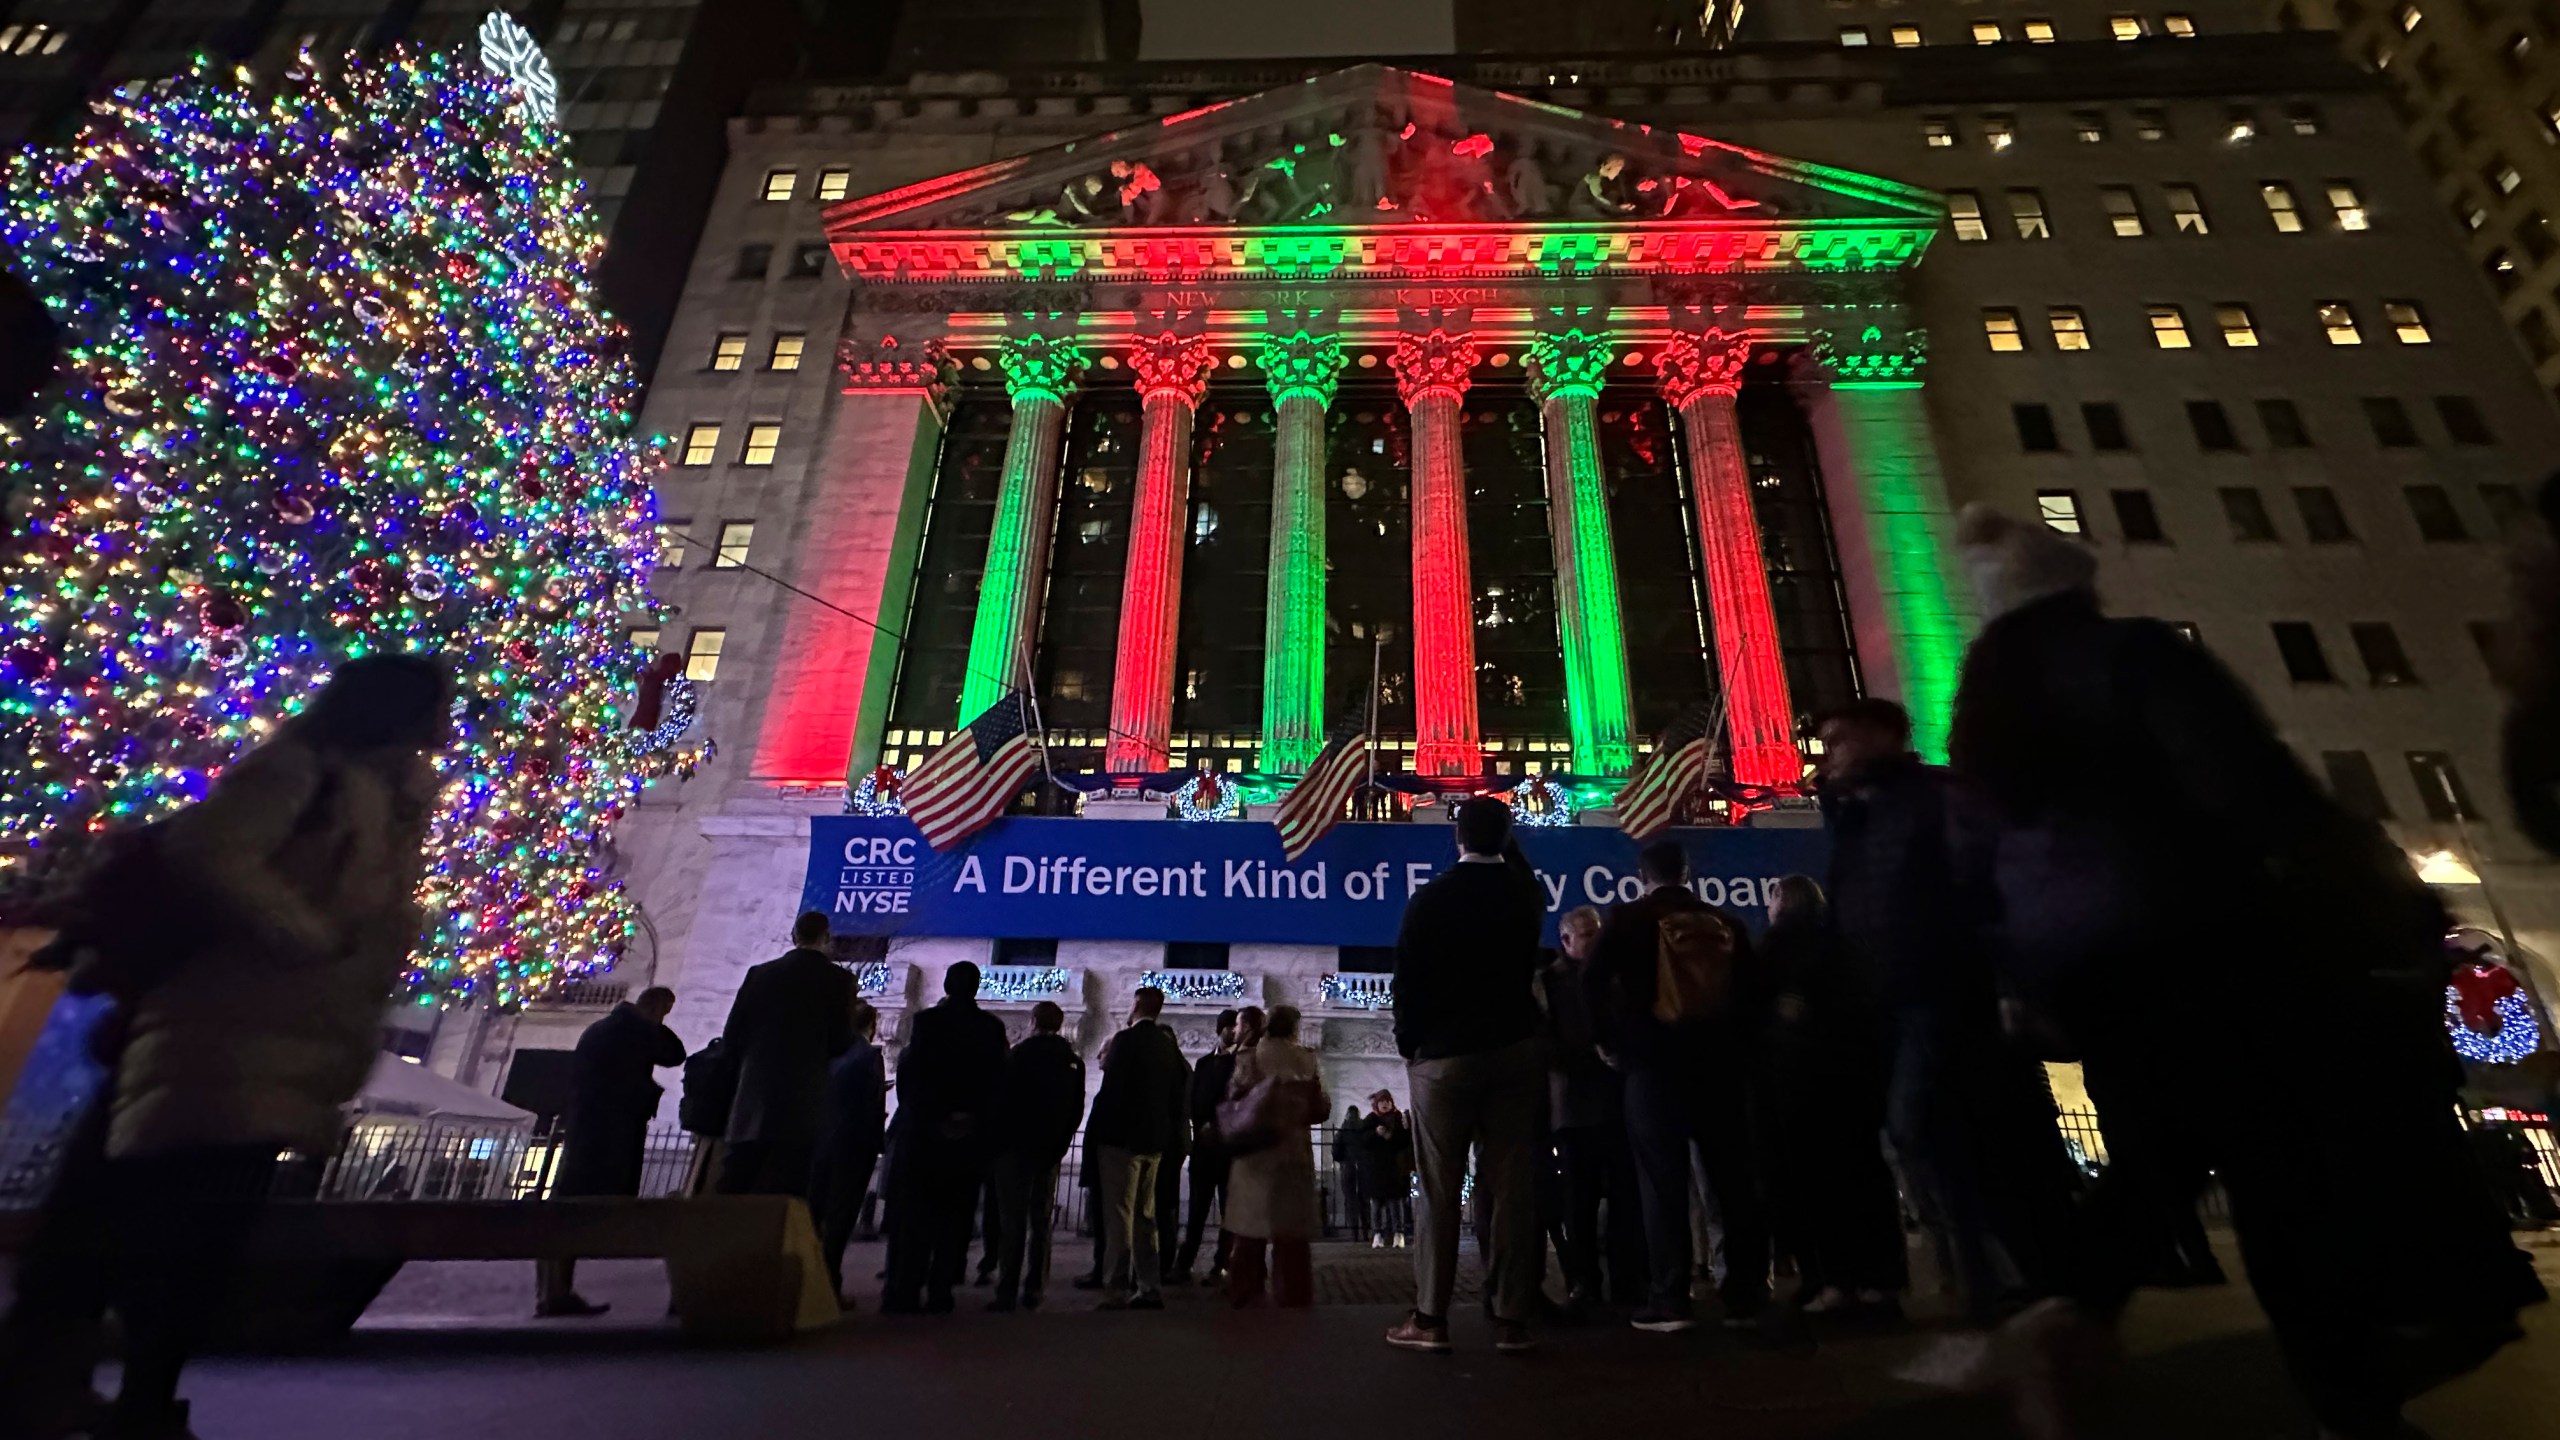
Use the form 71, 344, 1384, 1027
1806, 309, 1927, 388
1655, 328, 1752, 408
1127, 331, 1217, 406
1389, 328, 1481, 406
1258, 329, 1347, 406
1524, 328, 1615, 403
997, 332, 1090, 405
836, 335, 957, 408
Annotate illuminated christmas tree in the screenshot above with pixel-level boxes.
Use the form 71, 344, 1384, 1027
0, 37, 670, 1007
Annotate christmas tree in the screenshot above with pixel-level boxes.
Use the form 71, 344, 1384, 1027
0, 37, 671, 1008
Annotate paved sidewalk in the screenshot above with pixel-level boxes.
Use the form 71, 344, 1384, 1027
60, 1234, 2560, 1439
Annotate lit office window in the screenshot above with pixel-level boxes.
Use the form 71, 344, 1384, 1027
1985, 115, 2016, 151
817, 168, 853, 201
2262, 183, 2305, 232
741, 422, 782, 466
710, 333, 748, 372
2134, 107, 2169, 140
2319, 302, 2363, 345
2384, 301, 2432, 343
712, 522, 755, 569
761, 170, 797, 202
681, 423, 722, 465
2036, 491, 2085, 534
2110, 15, 2146, 39
2102, 186, 2146, 236
769, 333, 807, 371
657, 522, 688, 569
2287, 105, 2323, 135
2166, 184, 2209, 233
1984, 308, 2028, 352
1949, 191, 1990, 240
2164, 13, 2196, 35
2023, 18, 2057, 41
2327, 182, 2369, 230
2010, 189, 2051, 238
2214, 304, 2260, 347
2049, 307, 2091, 350
629, 627, 663, 654
2399, 4, 2423, 29
2149, 305, 2194, 349
1973, 20, 2004, 42
1891, 24, 1922, 45
2076, 112, 2108, 143
1925, 117, 1957, 147
1839, 25, 1871, 45
685, 629, 727, 683
2227, 110, 2256, 143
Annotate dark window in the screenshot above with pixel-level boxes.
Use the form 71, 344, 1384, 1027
2407, 751, 2479, 820
2405, 484, 2469, 541
2363, 396, 2420, 447
2272, 622, 2335, 682
2014, 402, 2062, 452
2436, 394, 2496, 444
2525, 309, 2559, 361
1463, 395, 1565, 753
886, 397, 1016, 736
734, 243, 773, 279
2256, 398, 2311, 448
2471, 619, 2509, 669
993, 937, 1059, 964
2294, 486, 2354, 542
2110, 489, 2166, 542
1327, 396, 1418, 741
786, 242, 829, 278
2351, 621, 2419, 685
1605, 399, 1719, 739
2186, 400, 2240, 451
1175, 401, 1280, 758
2322, 751, 2394, 820
1163, 941, 1232, 969
2081, 401, 2131, 450
2482, 482, 2531, 535
1737, 383, 1863, 736
2221, 487, 2278, 542
1032, 395, 1144, 752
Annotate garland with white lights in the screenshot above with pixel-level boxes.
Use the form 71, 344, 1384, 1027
1319, 973, 1393, 1010
1139, 968, 1245, 1005
981, 966, 1071, 1002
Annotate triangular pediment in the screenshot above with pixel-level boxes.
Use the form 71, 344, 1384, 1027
824, 64, 1942, 282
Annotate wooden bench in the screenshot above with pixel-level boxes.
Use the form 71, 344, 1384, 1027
1, 1197, 841, 1347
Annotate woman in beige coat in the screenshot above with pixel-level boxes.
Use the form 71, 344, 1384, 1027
1222, 1004, 1328, 1308
0, 653, 449, 1440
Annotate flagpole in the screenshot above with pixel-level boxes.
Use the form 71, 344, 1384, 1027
1365, 631, 1383, 796
1019, 644, 1060, 796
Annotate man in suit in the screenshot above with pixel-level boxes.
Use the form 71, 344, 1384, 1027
538, 986, 685, 1316
882, 962, 1011, 1314
1084, 986, 1189, 1310
1174, 1009, 1240, 1285
988, 1000, 1085, 1311
716, 913, 857, 1197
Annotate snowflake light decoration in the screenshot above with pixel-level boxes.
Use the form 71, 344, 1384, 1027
478, 11, 558, 124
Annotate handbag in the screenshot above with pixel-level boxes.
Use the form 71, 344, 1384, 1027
1215, 1075, 1318, 1157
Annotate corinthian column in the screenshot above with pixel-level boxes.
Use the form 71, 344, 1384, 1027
958, 332, 1085, 724
1390, 329, 1483, 778
1657, 329, 1802, 789
1525, 328, 1636, 778
1106, 332, 1216, 772
1256, 329, 1347, 775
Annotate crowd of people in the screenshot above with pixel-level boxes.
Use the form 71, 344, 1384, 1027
0, 504, 2550, 1440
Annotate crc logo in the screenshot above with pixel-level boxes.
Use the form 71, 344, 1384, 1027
835, 835, 919, 916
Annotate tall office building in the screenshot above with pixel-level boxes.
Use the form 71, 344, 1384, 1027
464, 23, 2560, 1104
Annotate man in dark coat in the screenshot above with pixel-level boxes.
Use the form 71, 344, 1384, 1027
882, 961, 1010, 1314
1084, 985, 1188, 1309
535, 985, 685, 1317
1819, 696, 2076, 1324
988, 1000, 1085, 1311
809, 1001, 886, 1300
1946, 505, 2544, 1434
717, 912, 858, 1196
1587, 843, 1768, 1332
1173, 1008, 1240, 1284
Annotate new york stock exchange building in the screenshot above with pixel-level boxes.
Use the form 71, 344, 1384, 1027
479, 32, 2560, 1110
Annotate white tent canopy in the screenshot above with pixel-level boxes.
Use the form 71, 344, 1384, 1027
351, 1053, 534, 1126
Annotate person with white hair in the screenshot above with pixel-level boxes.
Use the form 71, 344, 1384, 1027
1945, 503, 2541, 1439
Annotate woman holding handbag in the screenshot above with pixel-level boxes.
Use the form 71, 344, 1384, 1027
1218, 1005, 1326, 1307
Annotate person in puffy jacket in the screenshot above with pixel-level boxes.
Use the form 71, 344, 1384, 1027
1, 652, 449, 1440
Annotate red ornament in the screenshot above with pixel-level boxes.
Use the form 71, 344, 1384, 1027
518, 476, 546, 501
6, 643, 54, 681
508, 639, 538, 664
350, 560, 390, 594
272, 492, 316, 526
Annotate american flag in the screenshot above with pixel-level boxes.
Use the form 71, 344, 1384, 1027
1272, 728, 1371, 862
1613, 705, 1717, 843
904, 692, 1042, 851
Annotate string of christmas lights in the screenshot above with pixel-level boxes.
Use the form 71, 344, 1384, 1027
0, 47, 665, 1008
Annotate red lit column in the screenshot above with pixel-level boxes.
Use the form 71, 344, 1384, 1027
1391, 329, 1483, 777
1106, 333, 1216, 772
1658, 329, 1802, 788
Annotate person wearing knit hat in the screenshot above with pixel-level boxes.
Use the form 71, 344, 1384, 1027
1942, 508, 2543, 1438
1955, 502, 2098, 624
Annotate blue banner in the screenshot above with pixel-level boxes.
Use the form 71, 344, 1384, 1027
803, 816, 1830, 948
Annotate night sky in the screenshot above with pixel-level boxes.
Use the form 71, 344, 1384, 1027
1139, 0, 1456, 60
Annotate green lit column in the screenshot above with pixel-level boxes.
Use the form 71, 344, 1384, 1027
958, 332, 1086, 724
1526, 328, 1637, 778
1256, 330, 1346, 775
1798, 313, 1975, 762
